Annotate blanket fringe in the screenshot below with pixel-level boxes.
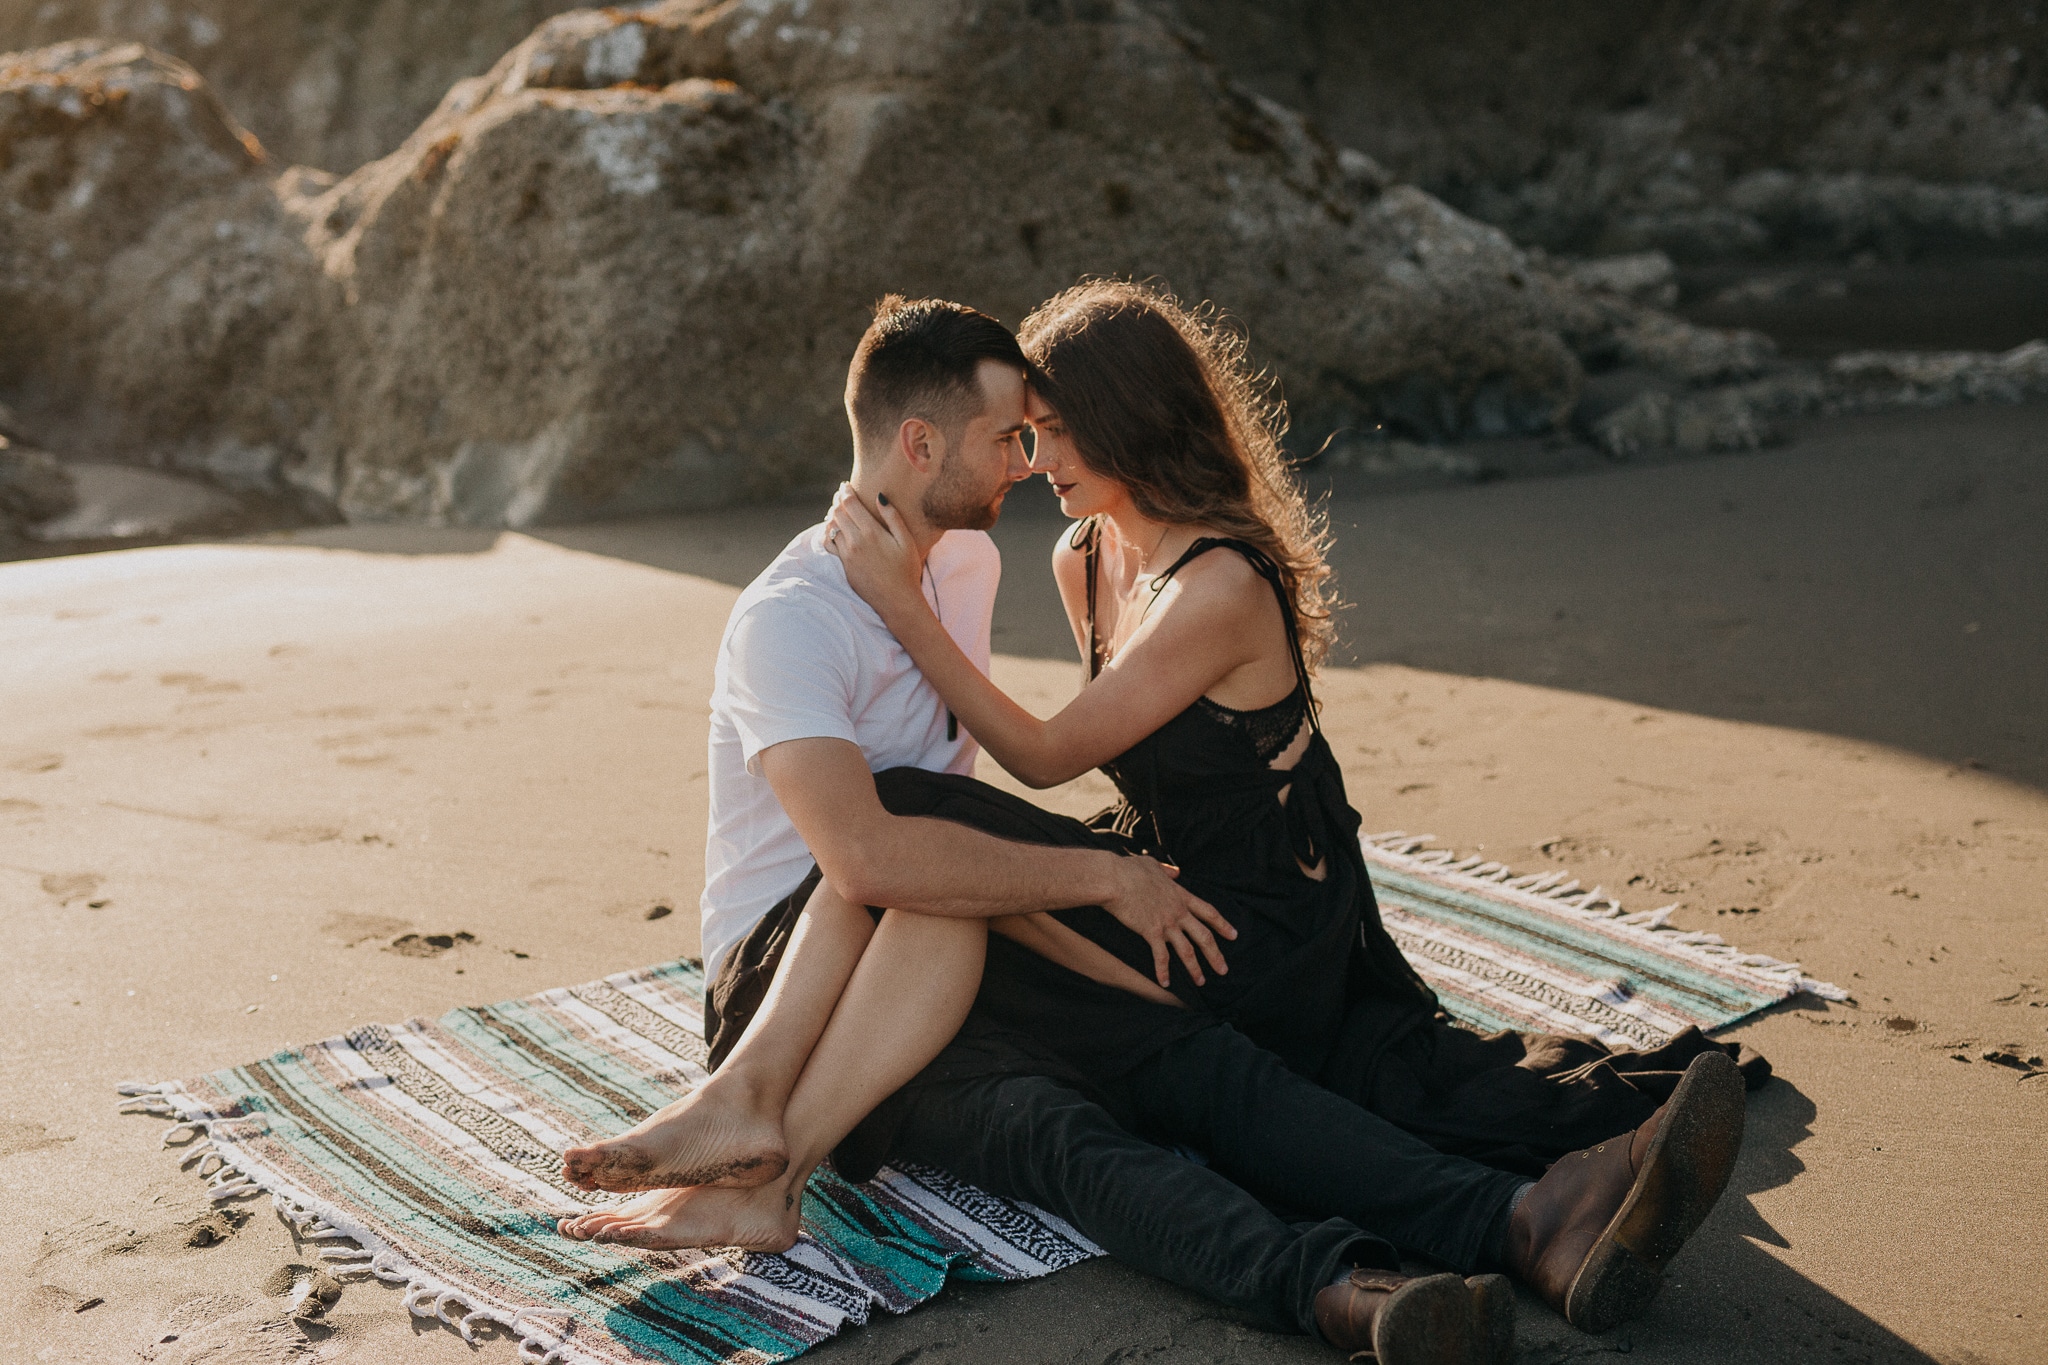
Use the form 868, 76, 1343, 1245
114, 1081, 581, 1364
1361, 832, 1850, 1003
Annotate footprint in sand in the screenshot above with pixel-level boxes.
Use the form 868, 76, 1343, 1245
145, 1295, 310, 1364
157, 672, 243, 695
261, 1264, 343, 1322
259, 825, 343, 845
0, 1120, 73, 1157
321, 911, 411, 947
388, 931, 477, 958
41, 872, 102, 905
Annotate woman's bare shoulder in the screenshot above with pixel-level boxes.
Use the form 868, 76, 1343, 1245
1051, 522, 1089, 580
1165, 540, 1267, 613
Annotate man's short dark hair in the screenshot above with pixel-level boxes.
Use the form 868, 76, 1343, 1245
845, 296, 1030, 453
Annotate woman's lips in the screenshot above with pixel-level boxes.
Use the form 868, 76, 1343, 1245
1052, 481, 1075, 496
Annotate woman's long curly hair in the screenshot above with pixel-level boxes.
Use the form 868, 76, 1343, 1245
1017, 280, 1338, 669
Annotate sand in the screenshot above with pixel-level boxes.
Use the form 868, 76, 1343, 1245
2, 401, 2043, 1364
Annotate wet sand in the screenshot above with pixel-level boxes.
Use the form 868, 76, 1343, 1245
2, 402, 2043, 1363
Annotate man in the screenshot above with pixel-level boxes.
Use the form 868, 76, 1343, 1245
558, 298, 1743, 1361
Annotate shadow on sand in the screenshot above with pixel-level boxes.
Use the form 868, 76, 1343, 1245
514, 402, 2046, 789
260, 402, 2046, 788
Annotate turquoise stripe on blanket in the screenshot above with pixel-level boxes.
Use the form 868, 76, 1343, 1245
119, 838, 1840, 1364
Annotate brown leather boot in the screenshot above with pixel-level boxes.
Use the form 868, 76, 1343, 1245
1313, 1270, 1512, 1363
1506, 1049, 1746, 1332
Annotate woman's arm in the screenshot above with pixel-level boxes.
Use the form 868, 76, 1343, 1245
826, 488, 1263, 787
991, 914, 1184, 1008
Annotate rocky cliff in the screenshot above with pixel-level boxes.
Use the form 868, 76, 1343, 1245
1171, 0, 2048, 260
6, 1, 1759, 526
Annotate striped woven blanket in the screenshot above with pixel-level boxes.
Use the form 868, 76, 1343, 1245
119, 836, 1839, 1365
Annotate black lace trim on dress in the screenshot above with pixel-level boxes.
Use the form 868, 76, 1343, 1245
1192, 690, 1310, 764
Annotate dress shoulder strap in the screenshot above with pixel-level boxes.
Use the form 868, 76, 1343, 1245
1068, 516, 1106, 679
1154, 537, 1321, 734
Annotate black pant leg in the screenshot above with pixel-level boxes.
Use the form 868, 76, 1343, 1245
1123, 1025, 1530, 1273
1319, 993, 1678, 1177
886, 1068, 1397, 1337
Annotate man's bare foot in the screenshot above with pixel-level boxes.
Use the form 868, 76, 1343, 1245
556, 1179, 803, 1252
561, 1080, 789, 1192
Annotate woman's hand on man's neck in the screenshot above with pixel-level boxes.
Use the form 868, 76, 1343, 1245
845, 475, 944, 566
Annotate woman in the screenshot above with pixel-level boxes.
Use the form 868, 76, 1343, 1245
827, 280, 1753, 1171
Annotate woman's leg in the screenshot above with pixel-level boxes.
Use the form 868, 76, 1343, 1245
561, 879, 877, 1193
560, 907, 987, 1249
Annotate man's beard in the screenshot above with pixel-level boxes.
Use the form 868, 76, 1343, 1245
921, 450, 1006, 531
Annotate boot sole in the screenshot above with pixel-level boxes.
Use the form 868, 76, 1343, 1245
1563, 1050, 1746, 1333
1465, 1273, 1516, 1365
1372, 1273, 1482, 1365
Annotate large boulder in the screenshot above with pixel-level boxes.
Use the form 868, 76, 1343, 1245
276, 0, 1718, 523
0, 41, 323, 481
0, 2, 1769, 526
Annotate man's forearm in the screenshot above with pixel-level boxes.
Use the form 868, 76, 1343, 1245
833, 813, 1115, 918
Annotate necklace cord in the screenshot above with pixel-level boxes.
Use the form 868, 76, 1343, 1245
922, 560, 958, 742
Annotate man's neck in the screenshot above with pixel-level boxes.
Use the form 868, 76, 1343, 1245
847, 471, 945, 565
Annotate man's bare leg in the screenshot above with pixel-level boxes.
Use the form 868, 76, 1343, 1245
560, 910, 986, 1248
560, 880, 874, 1193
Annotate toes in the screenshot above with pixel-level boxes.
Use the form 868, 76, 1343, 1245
561, 1209, 633, 1241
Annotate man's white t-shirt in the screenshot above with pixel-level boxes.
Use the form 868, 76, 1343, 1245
699, 523, 1000, 979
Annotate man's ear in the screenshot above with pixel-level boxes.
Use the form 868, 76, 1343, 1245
896, 416, 946, 474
